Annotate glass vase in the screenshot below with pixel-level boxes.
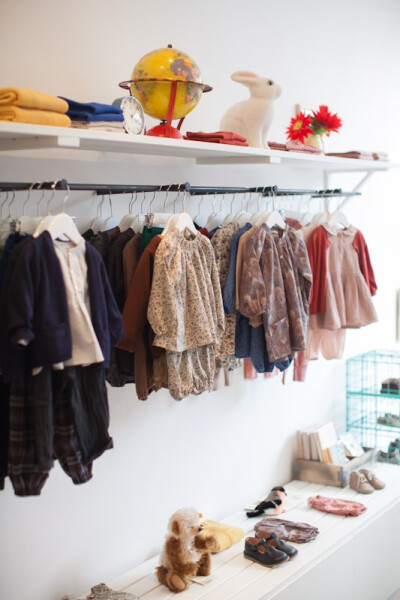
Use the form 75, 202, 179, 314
303, 133, 325, 154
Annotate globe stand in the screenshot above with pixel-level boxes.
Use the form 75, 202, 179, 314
146, 81, 184, 139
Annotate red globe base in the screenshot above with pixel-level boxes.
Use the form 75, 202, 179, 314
146, 123, 184, 139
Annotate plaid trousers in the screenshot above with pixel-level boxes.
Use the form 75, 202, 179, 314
8, 365, 112, 496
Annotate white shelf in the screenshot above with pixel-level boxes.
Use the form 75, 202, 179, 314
78, 463, 400, 600
0, 122, 398, 173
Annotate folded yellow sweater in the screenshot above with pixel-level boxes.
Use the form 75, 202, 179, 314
199, 519, 244, 553
0, 87, 68, 113
0, 106, 71, 127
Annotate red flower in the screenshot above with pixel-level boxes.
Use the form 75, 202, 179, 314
286, 112, 314, 143
311, 105, 342, 136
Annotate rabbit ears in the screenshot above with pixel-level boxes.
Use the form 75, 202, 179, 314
231, 71, 262, 85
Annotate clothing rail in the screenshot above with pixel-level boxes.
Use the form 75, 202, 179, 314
0, 180, 360, 198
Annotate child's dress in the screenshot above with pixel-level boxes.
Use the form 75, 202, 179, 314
306, 224, 377, 359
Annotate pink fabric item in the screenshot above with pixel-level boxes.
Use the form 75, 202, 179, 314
308, 495, 367, 516
326, 151, 374, 160
268, 141, 288, 151
293, 351, 308, 381
243, 358, 257, 379
264, 367, 279, 379
243, 361, 279, 380
306, 327, 346, 360
286, 140, 322, 154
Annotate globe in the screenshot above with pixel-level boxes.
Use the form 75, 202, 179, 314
128, 46, 211, 121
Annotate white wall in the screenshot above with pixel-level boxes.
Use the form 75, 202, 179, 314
0, 1, 400, 599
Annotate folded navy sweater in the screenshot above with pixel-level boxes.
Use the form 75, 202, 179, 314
60, 97, 124, 122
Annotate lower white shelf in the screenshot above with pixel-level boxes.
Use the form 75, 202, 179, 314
79, 463, 400, 600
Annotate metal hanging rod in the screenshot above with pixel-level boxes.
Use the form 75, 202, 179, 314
0, 180, 360, 198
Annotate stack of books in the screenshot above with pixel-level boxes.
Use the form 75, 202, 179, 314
296, 423, 365, 465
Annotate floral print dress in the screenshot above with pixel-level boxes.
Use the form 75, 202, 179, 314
147, 228, 225, 400
211, 223, 241, 373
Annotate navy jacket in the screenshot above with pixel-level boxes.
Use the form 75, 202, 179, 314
7, 231, 124, 371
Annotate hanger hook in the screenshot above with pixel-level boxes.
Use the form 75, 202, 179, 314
46, 179, 60, 214
62, 181, 71, 214
6, 190, 15, 219
36, 181, 47, 216
194, 194, 203, 220
99, 194, 105, 217
149, 188, 157, 212
0, 191, 9, 218
107, 191, 113, 217
182, 187, 187, 212
173, 185, 181, 213
139, 190, 146, 213
270, 187, 276, 211
23, 180, 41, 215
164, 183, 173, 212
129, 190, 138, 214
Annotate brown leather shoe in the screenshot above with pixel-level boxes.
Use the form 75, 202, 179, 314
359, 469, 386, 490
349, 470, 374, 494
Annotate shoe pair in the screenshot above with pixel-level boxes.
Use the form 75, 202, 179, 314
244, 533, 298, 567
349, 469, 385, 494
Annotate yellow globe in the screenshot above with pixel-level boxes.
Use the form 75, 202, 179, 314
130, 47, 208, 121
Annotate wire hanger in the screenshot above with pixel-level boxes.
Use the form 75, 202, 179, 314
221, 194, 237, 226
162, 185, 197, 237
259, 189, 286, 229
205, 193, 225, 231
33, 181, 82, 244
193, 193, 205, 227
311, 189, 330, 225
119, 190, 138, 232
328, 193, 351, 228
0, 190, 16, 243
90, 194, 107, 233
17, 181, 47, 234
150, 184, 174, 229
235, 190, 252, 227
101, 192, 120, 231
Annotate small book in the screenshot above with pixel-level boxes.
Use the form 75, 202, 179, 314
309, 432, 320, 462
327, 441, 349, 465
339, 432, 365, 458
295, 430, 303, 459
301, 431, 311, 460
316, 422, 338, 452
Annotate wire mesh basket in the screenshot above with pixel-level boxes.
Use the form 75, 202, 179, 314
346, 350, 400, 462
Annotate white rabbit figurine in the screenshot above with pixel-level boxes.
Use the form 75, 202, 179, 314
220, 71, 281, 148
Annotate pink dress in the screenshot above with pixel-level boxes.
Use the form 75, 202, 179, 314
308, 224, 377, 331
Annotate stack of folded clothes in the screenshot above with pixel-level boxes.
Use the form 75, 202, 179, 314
373, 151, 389, 161
0, 87, 70, 126
327, 150, 389, 161
185, 130, 248, 146
268, 141, 288, 151
286, 139, 322, 154
326, 150, 375, 160
268, 140, 322, 154
60, 97, 124, 132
